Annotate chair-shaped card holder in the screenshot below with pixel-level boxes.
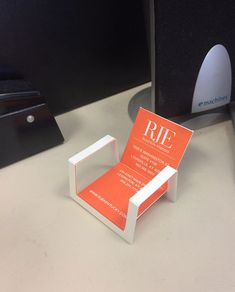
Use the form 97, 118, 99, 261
69, 135, 178, 244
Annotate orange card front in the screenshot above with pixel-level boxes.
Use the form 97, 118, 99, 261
78, 108, 193, 230
79, 162, 167, 230
122, 108, 193, 178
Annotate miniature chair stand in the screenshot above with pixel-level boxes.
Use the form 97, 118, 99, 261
69, 135, 178, 243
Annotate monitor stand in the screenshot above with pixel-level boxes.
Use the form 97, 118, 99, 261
128, 86, 230, 130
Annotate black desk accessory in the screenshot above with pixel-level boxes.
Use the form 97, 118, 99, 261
0, 80, 64, 168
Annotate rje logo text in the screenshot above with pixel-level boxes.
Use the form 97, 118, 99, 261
144, 120, 176, 149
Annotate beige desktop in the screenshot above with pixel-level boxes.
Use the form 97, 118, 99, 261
1, 83, 235, 292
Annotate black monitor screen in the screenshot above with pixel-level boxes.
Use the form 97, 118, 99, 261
0, 0, 150, 115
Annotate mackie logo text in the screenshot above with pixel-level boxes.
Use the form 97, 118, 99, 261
198, 95, 228, 107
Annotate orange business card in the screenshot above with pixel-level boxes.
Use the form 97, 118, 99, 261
122, 108, 193, 178
78, 108, 193, 230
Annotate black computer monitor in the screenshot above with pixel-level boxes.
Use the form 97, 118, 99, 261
0, 0, 150, 115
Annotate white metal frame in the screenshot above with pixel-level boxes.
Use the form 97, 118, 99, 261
69, 135, 178, 243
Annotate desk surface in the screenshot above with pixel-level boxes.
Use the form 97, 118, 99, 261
1, 83, 235, 292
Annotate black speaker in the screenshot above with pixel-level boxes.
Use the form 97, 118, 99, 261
151, 0, 235, 120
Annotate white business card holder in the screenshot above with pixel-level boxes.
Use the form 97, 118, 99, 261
69, 135, 178, 243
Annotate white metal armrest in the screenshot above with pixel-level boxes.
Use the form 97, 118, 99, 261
130, 166, 177, 206
69, 135, 119, 197
124, 166, 178, 243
